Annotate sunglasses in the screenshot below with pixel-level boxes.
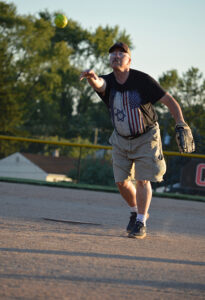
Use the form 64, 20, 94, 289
109, 51, 130, 58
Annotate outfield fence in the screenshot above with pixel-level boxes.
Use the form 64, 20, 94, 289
0, 135, 205, 198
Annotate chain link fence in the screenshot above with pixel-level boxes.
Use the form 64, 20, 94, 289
0, 135, 205, 198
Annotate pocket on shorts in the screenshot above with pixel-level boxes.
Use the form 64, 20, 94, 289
152, 141, 164, 162
150, 128, 164, 161
151, 131, 166, 179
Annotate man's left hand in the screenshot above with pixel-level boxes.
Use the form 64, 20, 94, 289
175, 122, 195, 153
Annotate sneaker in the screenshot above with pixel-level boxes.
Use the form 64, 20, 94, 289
126, 212, 137, 233
126, 212, 150, 233
128, 221, 146, 239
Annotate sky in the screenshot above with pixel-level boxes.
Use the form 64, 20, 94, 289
6, 0, 205, 80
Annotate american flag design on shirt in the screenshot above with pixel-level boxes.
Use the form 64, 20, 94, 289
112, 90, 145, 136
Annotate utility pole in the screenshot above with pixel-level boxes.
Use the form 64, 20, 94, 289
94, 128, 98, 145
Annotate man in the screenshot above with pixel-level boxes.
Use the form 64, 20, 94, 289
80, 42, 195, 239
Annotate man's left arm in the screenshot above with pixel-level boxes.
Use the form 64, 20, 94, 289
159, 92, 184, 123
159, 93, 195, 153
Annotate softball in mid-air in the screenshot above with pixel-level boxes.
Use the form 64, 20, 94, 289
54, 14, 68, 28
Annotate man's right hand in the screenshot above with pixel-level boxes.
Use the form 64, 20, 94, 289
79, 69, 106, 94
80, 69, 97, 81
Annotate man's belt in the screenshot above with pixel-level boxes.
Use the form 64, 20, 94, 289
118, 123, 156, 140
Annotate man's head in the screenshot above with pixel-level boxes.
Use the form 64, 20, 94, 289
109, 42, 131, 57
109, 42, 131, 71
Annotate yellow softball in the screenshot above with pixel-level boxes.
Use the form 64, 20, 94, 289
54, 14, 68, 28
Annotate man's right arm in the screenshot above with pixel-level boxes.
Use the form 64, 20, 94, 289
80, 69, 106, 94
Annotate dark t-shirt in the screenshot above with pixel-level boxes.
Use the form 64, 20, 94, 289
97, 68, 166, 137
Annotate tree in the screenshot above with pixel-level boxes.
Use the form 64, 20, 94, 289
0, 2, 26, 156
68, 157, 114, 186
0, 1, 133, 156
158, 67, 205, 153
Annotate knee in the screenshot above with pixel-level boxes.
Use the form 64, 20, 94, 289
116, 181, 129, 189
137, 180, 149, 187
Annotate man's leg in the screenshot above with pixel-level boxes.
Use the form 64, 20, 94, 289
128, 180, 152, 239
116, 180, 151, 234
116, 181, 138, 233
116, 181, 137, 208
136, 180, 152, 216
116, 180, 152, 214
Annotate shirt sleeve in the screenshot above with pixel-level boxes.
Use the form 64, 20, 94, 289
95, 74, 110, 107
142, 74, 166, 104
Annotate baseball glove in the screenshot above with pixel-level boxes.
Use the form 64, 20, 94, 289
175, 122, 195, 153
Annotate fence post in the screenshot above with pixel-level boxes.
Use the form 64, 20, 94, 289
77, 147, 82, 182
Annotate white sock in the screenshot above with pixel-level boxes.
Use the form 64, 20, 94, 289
130, 205, 138, 213
137, 214, 146, 226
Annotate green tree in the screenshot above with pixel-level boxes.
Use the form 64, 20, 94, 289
0, 2, 26, 156
0, 1, 133, 156
68, 157, 114, 186
158, 67, 205, 153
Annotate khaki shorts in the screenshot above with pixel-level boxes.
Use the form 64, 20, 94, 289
109, 123, 166, 183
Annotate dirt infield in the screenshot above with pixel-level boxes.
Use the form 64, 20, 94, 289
0, 182, 205, 300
